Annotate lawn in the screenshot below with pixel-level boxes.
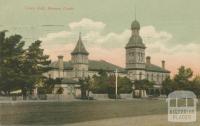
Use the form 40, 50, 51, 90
0, 99, 199, 125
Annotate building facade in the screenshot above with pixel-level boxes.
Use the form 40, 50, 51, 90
44, 19, 170, 88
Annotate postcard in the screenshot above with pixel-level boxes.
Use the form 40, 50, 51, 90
0, 0, 199, 125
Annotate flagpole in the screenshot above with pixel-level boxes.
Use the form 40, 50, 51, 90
115, 69, 118, 99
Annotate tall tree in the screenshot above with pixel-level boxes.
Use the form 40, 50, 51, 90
22, 40, 51, 95
162, 66, 196, 95
191, 76, 200, 97
174, 66, 193, 83
134, 79, 154, 90
0, 31, 51, 95
162, 77, 175, 95
91, 70, 109, 93
0, 31, 25, 94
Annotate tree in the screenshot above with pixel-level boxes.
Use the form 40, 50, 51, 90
21, 40, 51, 95
91, 70, 109, 93
107, 75, 116, 98
162, 66, 197, 96
90, 70, 134, 97
79, 78, 89, 98
0, 31, 25, 94
133, 79, 154, 97
174, 66, 193, 89
40, 78, 62, 94
0, 31, 51, 96
83, 76, 94, 97
191, 76, 200, 97
162, 77, 174, 95
56, 87, 64, 94
107, 76, 133, 98
134, 79, 154, 90
118, 77, 133, 93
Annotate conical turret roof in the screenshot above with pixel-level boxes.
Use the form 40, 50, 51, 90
71, 33, 89, 55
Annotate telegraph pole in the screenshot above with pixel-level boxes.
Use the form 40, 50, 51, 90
115, 69, 118, 99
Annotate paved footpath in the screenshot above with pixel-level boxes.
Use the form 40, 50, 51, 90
66, 112, 200, 126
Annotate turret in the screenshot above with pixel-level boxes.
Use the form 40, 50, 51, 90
125, 19, 146, 80
125, 20, 146, 69
71, 33, 89, 79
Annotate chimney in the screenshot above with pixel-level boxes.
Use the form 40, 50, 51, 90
146, 56, 151, 64
58, 55, 64, 70
162, 60, 165, 69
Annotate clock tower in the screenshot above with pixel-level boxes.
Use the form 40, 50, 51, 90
125, 20, 146, 80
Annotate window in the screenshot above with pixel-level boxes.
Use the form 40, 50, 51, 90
75, 68, 77, 77
82, 68, 85, 77
139, 72, 142, 80
157, 74, 159, 81
147, 73, 149, 80
138, 52, 141, 62
141, 53, 144, 62
48, 74, 51, 78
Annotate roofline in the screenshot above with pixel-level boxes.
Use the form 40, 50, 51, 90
73, 62, 88, 65
125, 46, 146, 49
126, 62, 145, 65
49, 67, 73, 70
125, 68, 146, 70
145, 69, 170, 73
71, 52, 89, 55
125, 68, 170, 73
88, 69, 126, 73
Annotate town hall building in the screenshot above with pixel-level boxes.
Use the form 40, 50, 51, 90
44, 19, 170, 94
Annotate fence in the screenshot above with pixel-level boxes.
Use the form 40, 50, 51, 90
120, 93, 133, 99
0, 94, 75, 102
46, 94, 74, 101
89, 93, 109, 100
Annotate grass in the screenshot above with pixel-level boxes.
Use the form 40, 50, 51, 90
0, 99, 199, 125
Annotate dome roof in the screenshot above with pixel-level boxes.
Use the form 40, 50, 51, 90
125, 35, 145, 49
131, 20, 140, 30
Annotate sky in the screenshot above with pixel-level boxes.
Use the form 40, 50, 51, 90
0, 0, 200, 76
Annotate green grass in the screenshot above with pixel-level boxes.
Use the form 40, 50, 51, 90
0, 99, 199, 125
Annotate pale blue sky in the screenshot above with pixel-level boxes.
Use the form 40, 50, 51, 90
1, 0, 200, 44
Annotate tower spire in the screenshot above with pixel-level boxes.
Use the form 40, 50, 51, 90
71, 32, 89, 55
134, 4, 136, 20
79, 32, 81, 40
